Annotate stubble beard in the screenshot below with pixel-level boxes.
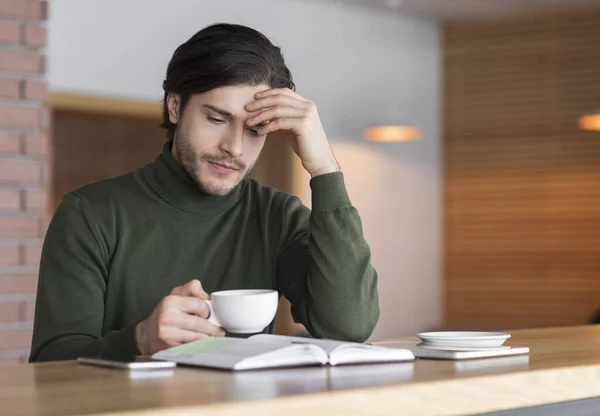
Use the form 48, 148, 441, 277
173, 130, 251, 197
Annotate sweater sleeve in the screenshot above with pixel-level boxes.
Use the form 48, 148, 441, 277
29, 193, 140, 362
276, 172, 379, 342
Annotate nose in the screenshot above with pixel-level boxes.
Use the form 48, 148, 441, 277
219, 127, 244, 159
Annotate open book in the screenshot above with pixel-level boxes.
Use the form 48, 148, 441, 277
152, 334, 415, 371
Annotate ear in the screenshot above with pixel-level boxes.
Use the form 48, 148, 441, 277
166, 93, 181, 124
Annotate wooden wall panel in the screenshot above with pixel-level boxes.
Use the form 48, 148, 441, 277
444, 8, 600, 329
52, 111, 166, 211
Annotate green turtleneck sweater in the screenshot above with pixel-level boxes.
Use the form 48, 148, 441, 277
29, 140, 379, 362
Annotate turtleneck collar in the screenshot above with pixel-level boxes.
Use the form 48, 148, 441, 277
142, 140, 246, 215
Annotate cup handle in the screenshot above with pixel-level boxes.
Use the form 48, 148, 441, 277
205, 299, 222, 328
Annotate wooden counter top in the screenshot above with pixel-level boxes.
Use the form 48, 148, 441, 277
3, 325, 600, 416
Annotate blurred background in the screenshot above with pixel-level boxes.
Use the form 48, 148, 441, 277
1, 0, 600, 363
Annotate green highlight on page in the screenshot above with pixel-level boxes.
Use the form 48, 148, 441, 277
167, 337, 238, 354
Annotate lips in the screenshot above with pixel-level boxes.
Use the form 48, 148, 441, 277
208, 161, 241, 175
211, 162, 239, 170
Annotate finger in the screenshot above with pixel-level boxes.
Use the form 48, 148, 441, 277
170, 328, 212, 345
246, 94, 308, 113
171, 279, 210, 300
255, 88, 309, 102
203, 320, 226, 337
180, 297, 211, 318
171, 312, 225, 337
247, 106, 306, 127
257, 117, 304, 136
164, 295, 210, 318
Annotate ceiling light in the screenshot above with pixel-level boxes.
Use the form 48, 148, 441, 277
362, 125, 421, 142
579, 110, 600, 132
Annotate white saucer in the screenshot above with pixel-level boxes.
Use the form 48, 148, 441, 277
416, 331, 511, 348
417, 342, 512, 352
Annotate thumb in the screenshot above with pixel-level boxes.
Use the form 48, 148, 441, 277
171, 279, 210, 299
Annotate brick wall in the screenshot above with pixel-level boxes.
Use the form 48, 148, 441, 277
0, 0, 49, 364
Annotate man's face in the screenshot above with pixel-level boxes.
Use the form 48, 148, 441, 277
167, 84, 269, 196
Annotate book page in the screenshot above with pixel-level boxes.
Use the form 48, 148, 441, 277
152, 337, 329, 370
248, 334, 362, 355
153, 338, 291, 370
249, 334, 415, 366
328, 344, 415, 365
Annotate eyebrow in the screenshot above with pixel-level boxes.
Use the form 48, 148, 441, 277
203, 104, 236, 120
203, 103, 268, 128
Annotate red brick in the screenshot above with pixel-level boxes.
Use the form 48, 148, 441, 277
0, 356, 22, 364
0, 20, 19, 44
0, 160, 41, 183
40, 0, 47, 20
23, 23, 45, 47
22, 80, 46, 101
0, 104, 40, 128
23, 188, 46, 211
0, 244, 19, 266
38, 215, 48, 236
23, 242, 41, 265
0, 327, 32, 349
0, 274, 38, 294
0, 77, 19, 99
0, 0, 42, 19
0, 187, 20, 210
42, 160, 51, 185
24, 300, 35, 321
0, 216, 39, 238
40, 105, 50, 129
0, 131, 20, 153
0, 301, 20, 322
23, 133, 47, 154
0, 50, 42, 73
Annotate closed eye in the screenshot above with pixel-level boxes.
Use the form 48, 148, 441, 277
208, 115, 226, 124
248, 122, 267, 136
247, 127, 260, 136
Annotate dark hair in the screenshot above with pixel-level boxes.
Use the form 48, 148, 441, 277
160, 23, 295, 140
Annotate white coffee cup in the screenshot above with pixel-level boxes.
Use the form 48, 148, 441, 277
206, 289, 279, 334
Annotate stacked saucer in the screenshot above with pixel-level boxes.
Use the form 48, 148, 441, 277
416, 331, 511, 351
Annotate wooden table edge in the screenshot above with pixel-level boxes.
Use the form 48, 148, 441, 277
83, 361, 600, 416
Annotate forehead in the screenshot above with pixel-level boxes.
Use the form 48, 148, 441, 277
191, 84, 269, 117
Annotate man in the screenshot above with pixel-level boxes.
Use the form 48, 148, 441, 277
29, 23, 379, 362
